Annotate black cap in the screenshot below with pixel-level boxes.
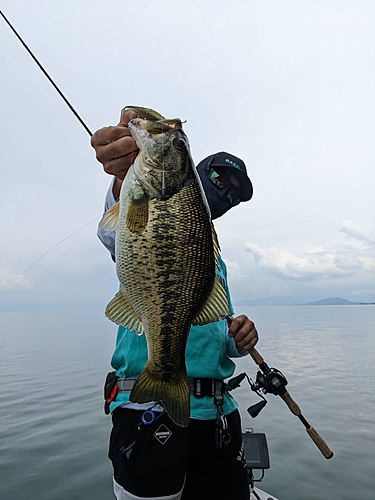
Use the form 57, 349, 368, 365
208, 151, 253, 201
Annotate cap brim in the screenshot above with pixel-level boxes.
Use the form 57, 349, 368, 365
237, 172, 253, 201
216, 166, 253, 201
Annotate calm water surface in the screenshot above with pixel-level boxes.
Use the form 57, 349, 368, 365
0, 305, 374, 500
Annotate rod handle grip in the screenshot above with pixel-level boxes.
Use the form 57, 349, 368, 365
306, 426, 334, 459
280, 390, 302, 415
249, 348, 264, 365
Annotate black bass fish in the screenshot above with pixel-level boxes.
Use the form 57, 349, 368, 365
100, 106, 229, 426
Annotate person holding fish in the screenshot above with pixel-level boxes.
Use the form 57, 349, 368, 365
92, 107, 259, 500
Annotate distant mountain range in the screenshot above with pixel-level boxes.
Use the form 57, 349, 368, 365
304, 297, 375, 306
234, 296, 375, 306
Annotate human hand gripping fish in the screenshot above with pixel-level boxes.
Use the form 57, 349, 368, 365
99, 106, 230, 426
91, 108, 140, 200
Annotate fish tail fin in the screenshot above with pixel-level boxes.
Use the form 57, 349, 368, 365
130, 365, 190, 427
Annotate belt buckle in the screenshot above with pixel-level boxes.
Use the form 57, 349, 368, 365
194, 378, 202, 397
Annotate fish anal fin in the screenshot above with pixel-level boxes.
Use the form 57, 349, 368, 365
192, 274, 229, 326
126, 194, 148, 234
130, 365, 190, 427
99, 202, 120, 231
105, 290, 143, 335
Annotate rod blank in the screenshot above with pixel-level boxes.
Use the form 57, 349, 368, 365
0, 10, 92, 137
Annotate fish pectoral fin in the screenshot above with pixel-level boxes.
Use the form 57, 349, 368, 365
126, 193, 149, 234
192, 274, 229, 326
130, 365, 190, 427
99, 202, 120, 231
105, 290, 144, 335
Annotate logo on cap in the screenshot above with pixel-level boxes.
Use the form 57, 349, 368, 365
225, 158, 241, 170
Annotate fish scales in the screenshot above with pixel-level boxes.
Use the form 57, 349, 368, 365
117, 180, 215, 382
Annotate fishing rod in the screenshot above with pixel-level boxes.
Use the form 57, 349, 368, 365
226, 316, 334, 459
0, 9, 93, 137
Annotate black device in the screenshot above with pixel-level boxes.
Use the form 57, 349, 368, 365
242, 432, 270, 470
242, 432, 270, 500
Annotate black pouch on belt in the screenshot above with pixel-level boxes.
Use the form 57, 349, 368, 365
104, 371, 119, 415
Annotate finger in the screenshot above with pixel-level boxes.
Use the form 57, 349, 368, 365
235, 327, 259, 350
119, 108, 139, 126
228, 315, 251, 338
91, 125, 132, 147
232, 324, 256, 344
96, 136, 139, 164
227, 315, 244, 337
241, 332, 259, 351
104, 152, 138, 179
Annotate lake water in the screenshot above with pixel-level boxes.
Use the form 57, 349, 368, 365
0, 305, 374, 500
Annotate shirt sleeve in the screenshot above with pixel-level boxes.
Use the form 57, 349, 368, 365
217, 257, 235, 316
219, 257, 249, 358
97, 177, 117, 259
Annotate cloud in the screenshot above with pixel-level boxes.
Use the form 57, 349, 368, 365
244, 243, 354, 279
244, 221, 375, 281
340, 220, 375, 244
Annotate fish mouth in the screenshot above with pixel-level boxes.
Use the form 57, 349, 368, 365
129, 118, 182, 134
144, 160, 183, 174
144, 160, 164, 170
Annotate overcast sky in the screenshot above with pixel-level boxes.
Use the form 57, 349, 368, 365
1, 0, 374, 310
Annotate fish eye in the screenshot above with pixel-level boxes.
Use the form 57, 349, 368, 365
174, 138, 186, 150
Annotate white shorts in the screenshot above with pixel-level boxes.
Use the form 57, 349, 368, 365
113, 478, 184, 500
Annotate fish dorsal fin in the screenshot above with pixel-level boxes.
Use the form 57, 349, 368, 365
192, 274, 229, 326
99, 202, 120, 231
106, 290, 144, 335
192, 224, 228, 326
126, 193, 149, 233
211, 223, 220, 262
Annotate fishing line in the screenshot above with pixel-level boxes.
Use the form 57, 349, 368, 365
0, 215, 101, 291
143, 89, 189, 199
0, 9, 93, 137
142, 89, 189, 120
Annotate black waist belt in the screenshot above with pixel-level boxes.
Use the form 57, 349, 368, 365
116, 377, 230, 397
